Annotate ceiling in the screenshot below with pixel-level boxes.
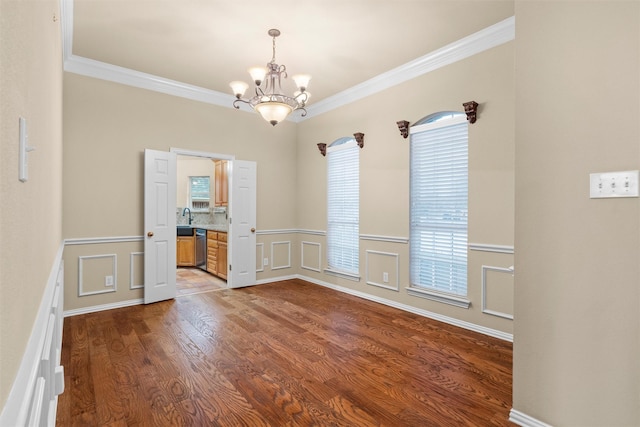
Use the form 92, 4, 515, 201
68, 0, 513, 113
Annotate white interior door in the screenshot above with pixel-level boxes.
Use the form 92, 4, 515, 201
229, 160, 257, 288
144, 149, 177, 303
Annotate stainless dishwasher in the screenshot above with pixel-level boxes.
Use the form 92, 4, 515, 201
195, 228, 207, 270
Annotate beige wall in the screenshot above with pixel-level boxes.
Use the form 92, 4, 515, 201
62, 73, 299, 311
296, 42, 515, 335
514, 1, 640, 425
6, 1, 639, 424
0, 0, 63, 409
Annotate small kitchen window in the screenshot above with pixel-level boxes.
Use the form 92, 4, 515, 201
189, 176, 210, 212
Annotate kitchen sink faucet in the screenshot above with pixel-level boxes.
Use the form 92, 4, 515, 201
182, 207, 193, 225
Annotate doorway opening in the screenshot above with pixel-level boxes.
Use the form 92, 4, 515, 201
175, 150, 232, 296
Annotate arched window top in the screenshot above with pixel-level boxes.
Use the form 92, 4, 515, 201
329, 136, 354, 147
414, 111, 465, 126
411, 111, 467, 134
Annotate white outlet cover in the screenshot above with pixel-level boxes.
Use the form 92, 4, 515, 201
590, 170, 639, 199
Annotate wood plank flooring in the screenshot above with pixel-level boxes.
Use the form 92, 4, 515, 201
176, 267, 226, 296
56, 279, 513, 426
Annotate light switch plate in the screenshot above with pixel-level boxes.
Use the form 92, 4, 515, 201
590, 170, 639, 198
18, 117, 36, 182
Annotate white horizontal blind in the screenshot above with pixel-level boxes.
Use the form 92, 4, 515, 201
410, 114, 468, 296
327, 140, 359, 274
190, 176, 210, 211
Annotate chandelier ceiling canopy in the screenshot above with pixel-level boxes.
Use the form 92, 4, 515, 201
230, 29, 311, 126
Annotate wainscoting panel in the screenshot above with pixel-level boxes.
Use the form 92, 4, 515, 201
78, 254, 117, 296
301, 241, 322, 273
256, 243, 265, 272
482, 265, 514, 320
271, 241, 292, 270
0, 245, 65, 427
365, 250, 400, 291
129, 252, 144, 290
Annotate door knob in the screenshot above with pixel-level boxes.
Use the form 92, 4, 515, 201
250, 228, 256, 233
147, 231, 154, 237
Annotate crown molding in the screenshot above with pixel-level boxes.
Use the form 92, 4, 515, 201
300, 16, 515, 121
64, 54, 244, 110
61, 0, 514, 121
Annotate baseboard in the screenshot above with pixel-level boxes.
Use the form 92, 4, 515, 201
63, 298, 144, 317
259, 273, 513, 342
255, 274, 298, 285
61, 273, 512, 341
0, 242, 65, 427
509, 409, 553, 427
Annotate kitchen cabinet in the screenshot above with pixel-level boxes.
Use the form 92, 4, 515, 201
206, 231, 218, 275
206, 230, 227, 279
177, 235, 195, 266
214, 160, 228, 207
217, 232, 228, 280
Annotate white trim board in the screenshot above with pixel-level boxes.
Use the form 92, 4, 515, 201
64, 232, 514, 249
60, 0, 514, 122
0, 242, 65, 426
481, 264, 514, 320
64, 298, 145, 318
258, 273, 513, 342
509, 409, 553, 427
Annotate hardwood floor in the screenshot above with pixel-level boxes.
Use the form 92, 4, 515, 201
176, 267, 226, 296
56, 279, 513, 426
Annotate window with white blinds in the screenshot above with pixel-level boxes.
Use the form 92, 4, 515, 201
189, 176, 210, 211
327, 139, 359, 275
410, 113, 468, 297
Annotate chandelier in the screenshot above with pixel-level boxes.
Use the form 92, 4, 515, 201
230, 29, 311, 126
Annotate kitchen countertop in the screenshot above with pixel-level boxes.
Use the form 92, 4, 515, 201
180, 224, 228, 232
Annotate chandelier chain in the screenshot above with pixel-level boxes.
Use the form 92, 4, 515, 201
271, 34, 277, 64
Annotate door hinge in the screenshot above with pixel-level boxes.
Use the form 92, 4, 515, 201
229, 265, 231, 271
229, 217, 232, 224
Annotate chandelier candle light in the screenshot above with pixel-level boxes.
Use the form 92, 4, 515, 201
230, 29, 311, 126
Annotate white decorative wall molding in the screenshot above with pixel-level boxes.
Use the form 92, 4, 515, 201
509, 409, 553, 427
257, 229, 301, 235
61, 0, 515, 123
360, 234, 409, 244
256, 243, 265, 273
65, 235, 143, 245
257, 230, 406, 242
302, 16, 515, 120
170, 147, 234, 161
293, 274, 513, 342
129, 251, 144, 290
0, 242, 65, 427
255, 274, 298, 286
323, 268, 361, 282
297, 229, 326, 236
406, 286, 472, 309
60, 0, 514, 121
64, 298, 145, 317
469, 243, 514, 254
365, 250, 399, 291
271, 241, 292, 270
64, 54, 238, 110
78, 254, 117, 296
482, 265, 514, 320
301, 241, 322, 273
